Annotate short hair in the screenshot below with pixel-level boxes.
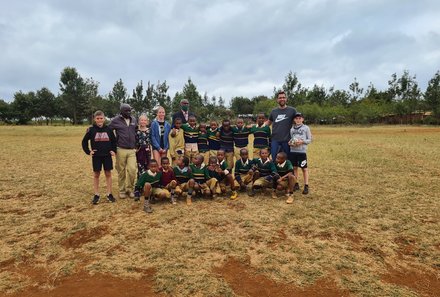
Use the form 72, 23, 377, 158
217, 149, 225, 155
181, 156, 190, 167
188, 115, 196, 121
240, 148, 248, 155
260, 148, 269, 154
94, 110, 104, 117
208, 156, 217, 164
139, 113, 148, 120
161, 156, 170, 164
222, 119, 230, 124
257, 112, 266, 118
277, 152, 287, 159
174, 117, 182, 123
149, 159, 158, 167
277, 90, 286, 97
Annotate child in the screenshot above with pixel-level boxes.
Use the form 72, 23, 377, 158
249, 113, 271, 159
160, 157, 178, 205
232, 118, 250, 162
134, 159, 165, 213
82, 110, 117, 204
208, 120, 220, 157
136, 113, 151, 176
273, 152, 295, 203
288, 113, 312, 195
207, 155, 238, 200
151, 106, 171, 165
169, 118, 185, 166
198, 123, 210, 165
250, 148, 277, 196
189, 154, 211, 198
173, 156, 195, 205
218, 119, 234, 170
182, 115, 199, 161
234, 148, 254, 192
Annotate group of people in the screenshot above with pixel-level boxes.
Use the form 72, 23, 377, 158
81, 91, 312, 213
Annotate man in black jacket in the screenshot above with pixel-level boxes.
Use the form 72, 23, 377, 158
172, 99, 195, 126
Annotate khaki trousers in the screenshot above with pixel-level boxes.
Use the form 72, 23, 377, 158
116, 148, 137, 194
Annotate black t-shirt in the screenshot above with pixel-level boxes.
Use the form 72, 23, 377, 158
269, 106, 297, 142
159, 121, 165, 148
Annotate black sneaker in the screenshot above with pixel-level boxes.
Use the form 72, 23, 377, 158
134, 191, 141, 202
293, 183, 300, 191
92, 195, 100, 205
107, 194, 116, 203
302, 185, 309, 195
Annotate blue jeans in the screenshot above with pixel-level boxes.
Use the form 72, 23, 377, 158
271, 140, 290, 160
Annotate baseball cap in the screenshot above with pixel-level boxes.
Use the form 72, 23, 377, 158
294, 112, 304, 118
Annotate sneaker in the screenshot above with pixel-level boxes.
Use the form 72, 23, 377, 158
143, 204, 153, 213
271, 191, 277, 199
119, 192, 127, 199
134, 191, 141, 202
92, 195, 100, 205
230, 191, 238, 200
186, 194, 192, 205
285, 194, 294, 204
107, 194, 116, 203
293, 183, 300, 191
302, 185, 309, 195
171, 195, 177, 205
128, 192, 135, 199
248, 189, 256, 197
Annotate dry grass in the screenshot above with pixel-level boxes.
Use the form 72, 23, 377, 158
0, 125, 439, 297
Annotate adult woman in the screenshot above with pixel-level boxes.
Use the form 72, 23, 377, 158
150, 106, 171, 165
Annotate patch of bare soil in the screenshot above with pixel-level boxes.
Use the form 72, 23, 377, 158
394, 236, 418, 257
61, 226, 109, 249
226, 201, 246, 211
382, 267, 440, 297
1, 268, 164, 297
214, 257, 350, 297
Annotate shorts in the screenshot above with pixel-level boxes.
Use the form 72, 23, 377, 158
288, 152, 308, 168
253, 177, 272, 188
152, 187, 170, 199
92, 155, 113, 172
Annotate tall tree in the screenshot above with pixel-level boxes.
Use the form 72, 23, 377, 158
35, 87, 57, 125
280, 71, 302, 106
349, 77, 364, 103
327, 87, 350, 106
107, 79, 129, 117
0, 99, 12, 123
425, 71, 440, 117
388, 70, 421, 115
181, 78, 202, 114
154, 80, 171, 113
129, 80, 146, 116
145, 81, 157, 117
307, 84, 327, 106
59, 67, 88, 125
10, 91, 36, 124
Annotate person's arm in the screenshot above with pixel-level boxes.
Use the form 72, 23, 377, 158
150, 121, 161, 150
81, 128, 92, 155
163, 122, 171, 150
304, 126, 312, 144
109, 127, 117, 155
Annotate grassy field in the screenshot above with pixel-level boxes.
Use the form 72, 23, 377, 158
0, 125, 439, 297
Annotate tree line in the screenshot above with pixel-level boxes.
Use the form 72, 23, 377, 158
1, 67, 439, 125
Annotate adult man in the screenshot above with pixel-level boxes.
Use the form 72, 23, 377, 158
109, 104, 137, 199
172, 99, 195, 125
267, 91, 297, 160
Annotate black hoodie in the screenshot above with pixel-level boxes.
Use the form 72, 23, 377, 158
82, 124, 117, 157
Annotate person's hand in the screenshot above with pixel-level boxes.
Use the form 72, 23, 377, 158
110, 150, 115, 156
90, 149, 97, 156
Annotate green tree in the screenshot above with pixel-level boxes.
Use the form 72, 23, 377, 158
181, 78, 202, 114
59, 67, 88, 125
107, 79, 129, 117
349, 77, 364, 103
307, 84, 327, 106
327, 87, 350, 106
230, 96, 254, 115
145, 81, 157, 118
129, 80, 145, 116
425, 71, 440, 117
388, 70, 421, 117
11, 91, 35, 124
253, 98, 277, 115
35, 87, 57, 125
154, 80, 171, 113
279, 71, 302, 106
0, 99, 12, 123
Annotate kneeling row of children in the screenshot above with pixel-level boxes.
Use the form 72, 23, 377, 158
135, 148, 297, 213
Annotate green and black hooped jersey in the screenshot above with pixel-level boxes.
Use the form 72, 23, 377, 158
190, 163, 209, 183
234, 158, 254, 180
136, 170, 162, 189
232, 126, 250, 148
252, 158, 276, 177
173, 166, 193, 184
182, 124, 199, 144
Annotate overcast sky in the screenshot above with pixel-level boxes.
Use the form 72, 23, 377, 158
1, 0, 440, 104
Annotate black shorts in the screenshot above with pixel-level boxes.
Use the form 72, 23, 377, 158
92, 155, 113, 172
288, 152, 308, 168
